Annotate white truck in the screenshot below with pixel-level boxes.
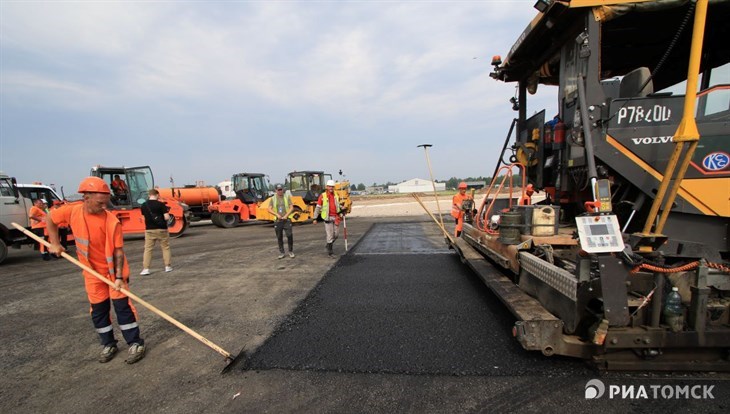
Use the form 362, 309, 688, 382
0, 176, 66, 263
0, 172, 35, 263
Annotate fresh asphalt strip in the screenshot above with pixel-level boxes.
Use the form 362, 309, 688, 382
243, 223, 590, 376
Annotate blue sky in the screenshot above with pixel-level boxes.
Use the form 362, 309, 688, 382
1, 0, 555, 192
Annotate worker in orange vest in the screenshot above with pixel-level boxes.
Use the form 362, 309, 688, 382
451, 182, 473, 238
111, 174, 128, 201
29, 198, 50, 260
46, 177, 146, 364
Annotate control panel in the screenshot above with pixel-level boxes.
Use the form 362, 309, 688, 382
575, 214, 624, 253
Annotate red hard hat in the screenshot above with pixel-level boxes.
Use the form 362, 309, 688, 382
458, 182, 467, 189
78, 176, 111, 194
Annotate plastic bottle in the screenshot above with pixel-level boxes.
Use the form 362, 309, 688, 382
663, 286, 684, 332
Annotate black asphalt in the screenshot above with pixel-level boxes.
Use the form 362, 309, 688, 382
245, 222, 591, 376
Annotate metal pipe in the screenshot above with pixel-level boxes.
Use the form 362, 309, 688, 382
577, 75, 599, 201
650, 273, 665, 328
656, 140, 699, 233
622, 192, 646, 233
642, 0, 708, 235
492, 118, 517, 181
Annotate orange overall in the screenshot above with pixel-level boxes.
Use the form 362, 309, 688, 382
50, 204, 143, 347
451, 192, 473, 237
29, 205, 47, 253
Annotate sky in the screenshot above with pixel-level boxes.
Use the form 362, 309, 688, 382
0, 0, 556, 192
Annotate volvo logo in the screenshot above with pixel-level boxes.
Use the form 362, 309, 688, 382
630, 136, 673, 145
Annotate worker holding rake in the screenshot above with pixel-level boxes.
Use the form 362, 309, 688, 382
46, 176, 146, 365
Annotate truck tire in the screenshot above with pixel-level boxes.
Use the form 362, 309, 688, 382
218, 213, 239, 228
0, 238, 7, 264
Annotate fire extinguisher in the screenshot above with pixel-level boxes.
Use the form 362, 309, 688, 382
543, 119, 554, 145
553, 117, 566, 150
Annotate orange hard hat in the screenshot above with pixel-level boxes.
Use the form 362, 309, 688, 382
458, 182, 467, 189
78, 176, 111, 194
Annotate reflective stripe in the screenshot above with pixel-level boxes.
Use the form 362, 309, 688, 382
106, 256, 114, 263
96, 325, 113, 333
78, 249, 89, 259
119, 322, 138, 331
75, 237, 89, 246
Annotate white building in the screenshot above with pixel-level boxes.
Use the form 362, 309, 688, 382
388, 178, 446, 193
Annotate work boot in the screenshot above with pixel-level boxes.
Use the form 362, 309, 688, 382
42, 253, 50, 261
278, 253, 285, 259
99, 344, 118, 363
326, 243, 335, 258
125, 343, 145, 365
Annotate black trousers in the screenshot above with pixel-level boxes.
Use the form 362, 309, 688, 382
91, 298, 143, 347
274, 219, 293, 253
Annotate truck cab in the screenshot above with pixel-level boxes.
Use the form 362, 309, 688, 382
0, 173, 33, 263
91, 165, 155, 209
288, 171, 327, 205
90, 165, 189, 237
16, 183, 64, 207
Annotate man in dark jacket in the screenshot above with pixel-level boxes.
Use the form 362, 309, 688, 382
140, 189, 172, 275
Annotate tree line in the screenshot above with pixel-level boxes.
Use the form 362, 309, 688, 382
349, 175, 523, 192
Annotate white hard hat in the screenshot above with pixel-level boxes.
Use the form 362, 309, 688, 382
326, 180, 335, 187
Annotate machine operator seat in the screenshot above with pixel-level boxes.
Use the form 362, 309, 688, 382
236, 189, 256, 204
619, 67, 653, 98
303, 184, 321, 205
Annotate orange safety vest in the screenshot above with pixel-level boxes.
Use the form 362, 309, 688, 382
68, 204, 130, 281
29, 206, 47, 229
111, 179, 128, 194
451, 192, 472, 219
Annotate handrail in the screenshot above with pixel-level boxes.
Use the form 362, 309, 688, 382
475, 163, 527, 234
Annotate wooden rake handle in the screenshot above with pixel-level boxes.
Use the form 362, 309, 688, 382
12, 222, 233, 361
410, 193, 455, 244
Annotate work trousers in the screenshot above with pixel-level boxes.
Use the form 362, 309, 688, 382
274, 219, 293, 253
324, 220, 339, 244
85, 272, 142, 347
91, 297, 143, 347
454, 212, 464, 237
143, 229, 171, 269
31, 228, 47, 254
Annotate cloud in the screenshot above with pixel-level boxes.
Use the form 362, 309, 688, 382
1, 1, 550, 189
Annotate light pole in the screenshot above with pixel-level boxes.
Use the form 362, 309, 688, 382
417, 144, 445, 230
